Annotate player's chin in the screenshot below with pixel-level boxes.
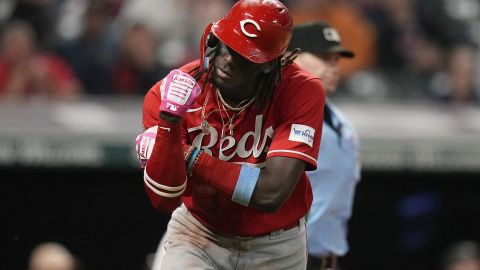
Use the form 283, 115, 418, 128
212, 72, 236, 90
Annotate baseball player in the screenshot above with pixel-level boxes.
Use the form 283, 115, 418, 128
135, 0, 326, 269
288, 22, 361, 270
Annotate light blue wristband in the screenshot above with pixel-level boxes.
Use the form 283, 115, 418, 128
232, 165, 261, 206
186, 147, 201, 173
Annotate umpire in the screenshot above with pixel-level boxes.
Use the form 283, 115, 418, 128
289, 22, 361, 270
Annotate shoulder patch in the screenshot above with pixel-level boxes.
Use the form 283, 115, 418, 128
288, 124, 315, 147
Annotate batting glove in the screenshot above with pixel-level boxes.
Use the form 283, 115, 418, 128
159, 69, 201, 118
135, 126, 158, 168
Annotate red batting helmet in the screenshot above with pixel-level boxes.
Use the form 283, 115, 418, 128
209, 0, 293, 64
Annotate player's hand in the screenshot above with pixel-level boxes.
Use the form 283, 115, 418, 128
159, 69, 201, 118
135, 126, 195, 168
135, 126, 158, 168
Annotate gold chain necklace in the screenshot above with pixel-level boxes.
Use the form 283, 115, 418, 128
216, 88, 255, 112
200, 89, 212, 134
200, 89, 225, 135
200, 88, 255, 137
215, 91, 229, 138
215, 90, 251, 137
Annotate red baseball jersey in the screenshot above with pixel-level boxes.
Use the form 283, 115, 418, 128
143, 60, 325, 236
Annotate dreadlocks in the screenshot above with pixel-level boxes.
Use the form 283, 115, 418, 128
252, 48, 300, 109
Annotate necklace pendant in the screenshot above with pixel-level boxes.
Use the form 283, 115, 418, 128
229, 123, 234, 136
201, 120, 210, 135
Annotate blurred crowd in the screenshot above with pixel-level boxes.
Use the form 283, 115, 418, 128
0, 0, 478, 106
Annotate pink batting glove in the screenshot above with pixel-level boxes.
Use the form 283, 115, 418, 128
135, 126, 158, 168
159, 69, 201, 118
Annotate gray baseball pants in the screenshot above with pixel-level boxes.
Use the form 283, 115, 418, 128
153, 204, 307, 270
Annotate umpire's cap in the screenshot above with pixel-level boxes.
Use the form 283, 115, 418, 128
289, 22, 354, 58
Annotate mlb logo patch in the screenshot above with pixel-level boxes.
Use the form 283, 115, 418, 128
289, 124, 315, 147
166, 103, 178, 111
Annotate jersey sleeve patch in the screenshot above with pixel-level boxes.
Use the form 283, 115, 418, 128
288, 124, 315, 147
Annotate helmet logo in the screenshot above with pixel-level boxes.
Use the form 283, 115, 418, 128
240, 19, 261, 38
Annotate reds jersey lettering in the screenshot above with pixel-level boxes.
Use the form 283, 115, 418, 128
189, 115, 274, 161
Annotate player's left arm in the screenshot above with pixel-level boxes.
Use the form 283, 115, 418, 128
190, 78, 325, 212
249, 156, 307, 212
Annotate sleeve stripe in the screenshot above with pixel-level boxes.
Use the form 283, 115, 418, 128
144, 177, 185, 198
267, 149, 317, 165
144, 167, 187, 191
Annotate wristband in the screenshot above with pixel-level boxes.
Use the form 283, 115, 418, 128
184, 145, 196, 161
186, 147, 201, 173
232, 165, 261, 206
188, 150, 203, 175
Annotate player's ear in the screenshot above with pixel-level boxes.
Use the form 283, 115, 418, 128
207, 33, 218, 48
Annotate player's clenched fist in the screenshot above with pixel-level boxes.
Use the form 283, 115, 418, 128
159, 69, 201, 118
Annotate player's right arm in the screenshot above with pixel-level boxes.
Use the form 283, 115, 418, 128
140, 70, 200, 213
189, 76, 325, 213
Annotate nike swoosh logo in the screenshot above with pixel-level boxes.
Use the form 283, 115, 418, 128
187, 107, 202, 112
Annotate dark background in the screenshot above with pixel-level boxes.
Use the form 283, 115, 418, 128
3, 167, 480, 270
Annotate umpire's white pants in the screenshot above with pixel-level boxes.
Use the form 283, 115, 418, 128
152, 204, 307, 270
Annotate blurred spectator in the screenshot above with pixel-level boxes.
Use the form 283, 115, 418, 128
115, 0, 191, 67
438, 56, 477, 104
28, 242, 77, 270
361, 0, 478, 104
290, 0, 377, 79
182, 0, 231, 59
0, 20, 81, 100
55, 0, 122, 42
8, 0, 60, 47
111, 23, 168, 95
55, 1, 117, 95
54, 0, 91, 42
0, 0, 15, 25
115, 0, 229, 68
442, 241, 480, 270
